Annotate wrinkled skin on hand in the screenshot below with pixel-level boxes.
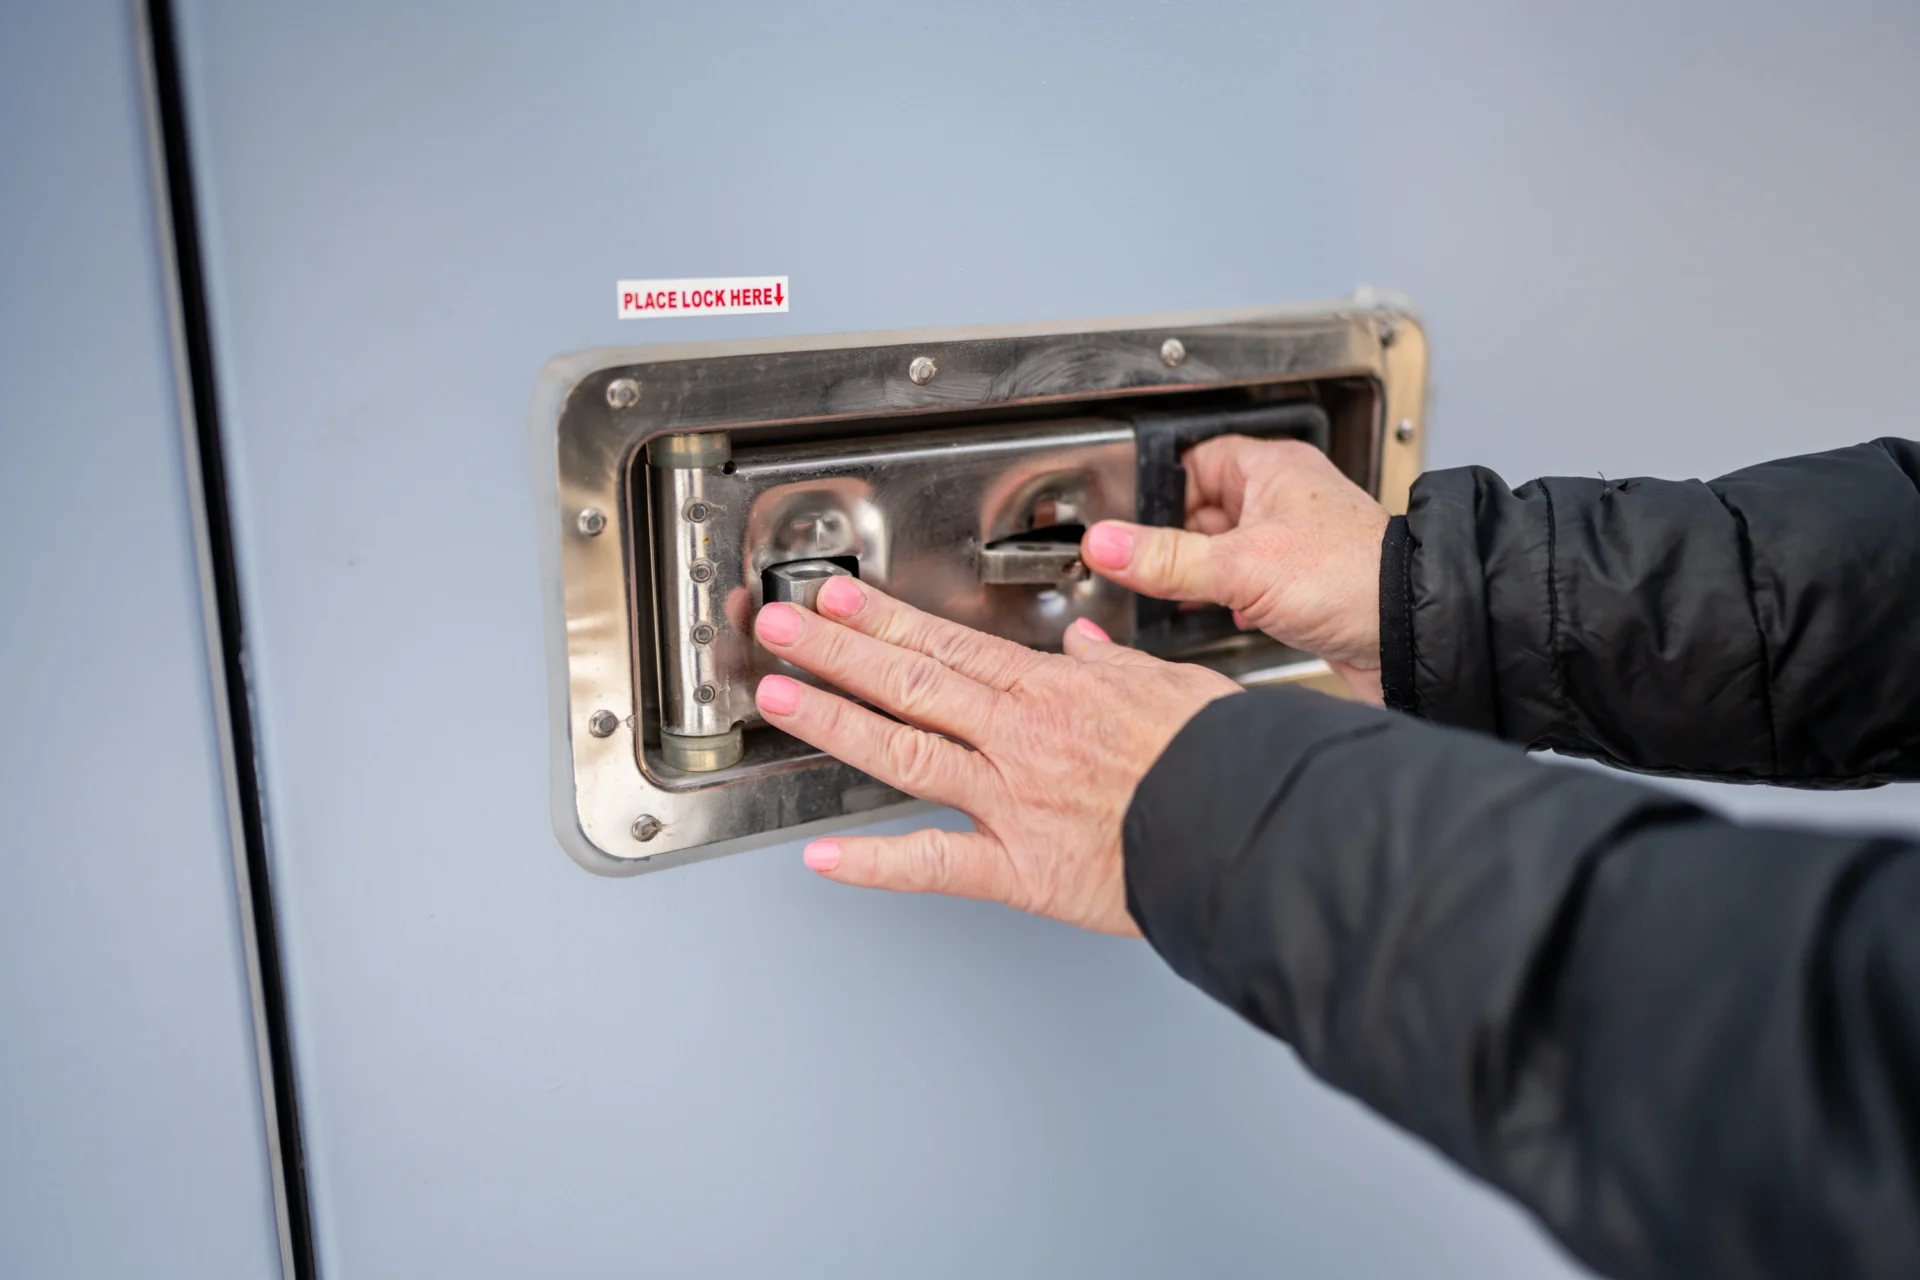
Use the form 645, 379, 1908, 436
1079, 435, 1390, 704
754, 575, 1241, 935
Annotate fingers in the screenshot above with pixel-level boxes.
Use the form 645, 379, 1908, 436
1081, 519, 1255, 610
810, 575, 1045, 691
756, 673, 992, 809
1189, 506, 1234, 537
756, 597, 1000, 743
799, 828, 1018, 905
1182, 434, 1323, 522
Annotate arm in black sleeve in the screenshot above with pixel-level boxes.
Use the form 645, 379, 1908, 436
1126, 686, 1920, 1280
1383, 437, 1920, 784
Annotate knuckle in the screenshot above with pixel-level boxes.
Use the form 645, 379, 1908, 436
803, 616, 851, 668
886, 655, 947, 721
804, 688, 849, 736
923, 624, 982, 670
868, 599, 914, 645
882, 727, 951, 793
1153, 532, 1204, 587
903, 830, 955, 891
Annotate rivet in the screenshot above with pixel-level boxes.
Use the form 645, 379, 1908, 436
631, 815, 662, 842
1377, 318, 1399, 348
908, 355, 937, 385
691, 622, 717, 645
1160, 338, 1187, 367
606, 378, 641, 409
587, 709, 619, 737
1395, 418, 1416, 444
576, 508, 607, 536
684, 500, 711, 522
688, 561, 715, 584
694, 683, 717, 704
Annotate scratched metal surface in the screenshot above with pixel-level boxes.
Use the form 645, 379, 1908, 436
0, 3, 281, 1276
170, 2, 1919, 1276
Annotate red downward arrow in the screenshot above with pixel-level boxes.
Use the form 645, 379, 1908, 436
773, 282, 784, 306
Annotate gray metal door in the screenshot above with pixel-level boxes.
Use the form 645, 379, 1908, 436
155, 2, 1920, 1276
1, 4, 283, 1276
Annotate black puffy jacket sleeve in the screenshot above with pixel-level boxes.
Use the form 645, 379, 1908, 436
1125, 440, 1920, 1277
1125, 689, 1920, 1280
1380, 437, 1920, 784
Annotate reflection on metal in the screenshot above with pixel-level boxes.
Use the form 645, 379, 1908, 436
531, 295, 1429, 874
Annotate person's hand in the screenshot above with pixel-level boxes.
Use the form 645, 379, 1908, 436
752, 576, 1241, 934
1078, 435, 1390, 703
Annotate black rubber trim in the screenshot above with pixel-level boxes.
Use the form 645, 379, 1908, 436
1130, 402, 1333, 654
1380, 514, 1418, 715
145, 4, 318, 1275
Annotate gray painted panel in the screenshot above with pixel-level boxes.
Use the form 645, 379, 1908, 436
173, 1, 1918, 1276
0, 3, 282, 1277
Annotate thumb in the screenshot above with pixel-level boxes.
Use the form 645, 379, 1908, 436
1082, 520, 1250, 608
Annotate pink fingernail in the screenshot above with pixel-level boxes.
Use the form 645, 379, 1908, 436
1073, 616, 1111, 642
757, 674, 803, 716
802, 840, 841, 872
1085, 523, 1134, 570
755, 603, 801, 645
817, 575, 864, 616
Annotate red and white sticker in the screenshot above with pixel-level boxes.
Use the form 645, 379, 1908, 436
617, 275, 789, 319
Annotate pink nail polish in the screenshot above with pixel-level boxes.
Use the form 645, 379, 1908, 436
817, 575, 863, 616
1085, 523, 1133, 570
1073, 617, 1111, 642
803, 840, 841, 872
757, 674, 803, 716
755, 603, 801, 645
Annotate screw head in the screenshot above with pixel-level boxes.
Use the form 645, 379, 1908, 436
587, 709, 620, 738
576, 508, 607, 536
908, 355, 937, 386
684, 500, 711, 523
1160, 338, 1187, 367
688, 561, 715, 584
1376, 318, 1399, 348
691, 622, 717, 645
631, 814, 662, 842
1395, 418, 1416, 444
606, 378, 641, 409
694, 683, 717, 704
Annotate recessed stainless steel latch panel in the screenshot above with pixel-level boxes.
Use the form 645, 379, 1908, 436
646, 405, 1331, 772
532, 296, 1428, 874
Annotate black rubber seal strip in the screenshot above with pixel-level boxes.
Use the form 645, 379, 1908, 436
145, 3, 318, 1274
1379, 514, 1419, 715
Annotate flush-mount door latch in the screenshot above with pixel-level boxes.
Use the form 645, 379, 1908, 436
534, 296, 1428, 873
646, 403, 1330, 773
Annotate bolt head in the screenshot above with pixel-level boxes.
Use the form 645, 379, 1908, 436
908, 356, 937, 386
684, 500, 711, 523
606, 378, 641, 409
576, 507, 607, 536
688, 561, 715, 584
1376, 318, 1399, 348
691, 622, 717, 645
694, 683, 718, 704
587, 709, 620, 738
631, 815, 662, 842
1395, 418, 1416, 444
1160, 338, 1187, 367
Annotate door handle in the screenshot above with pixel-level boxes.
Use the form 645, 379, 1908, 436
977, 530, 1091, 586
